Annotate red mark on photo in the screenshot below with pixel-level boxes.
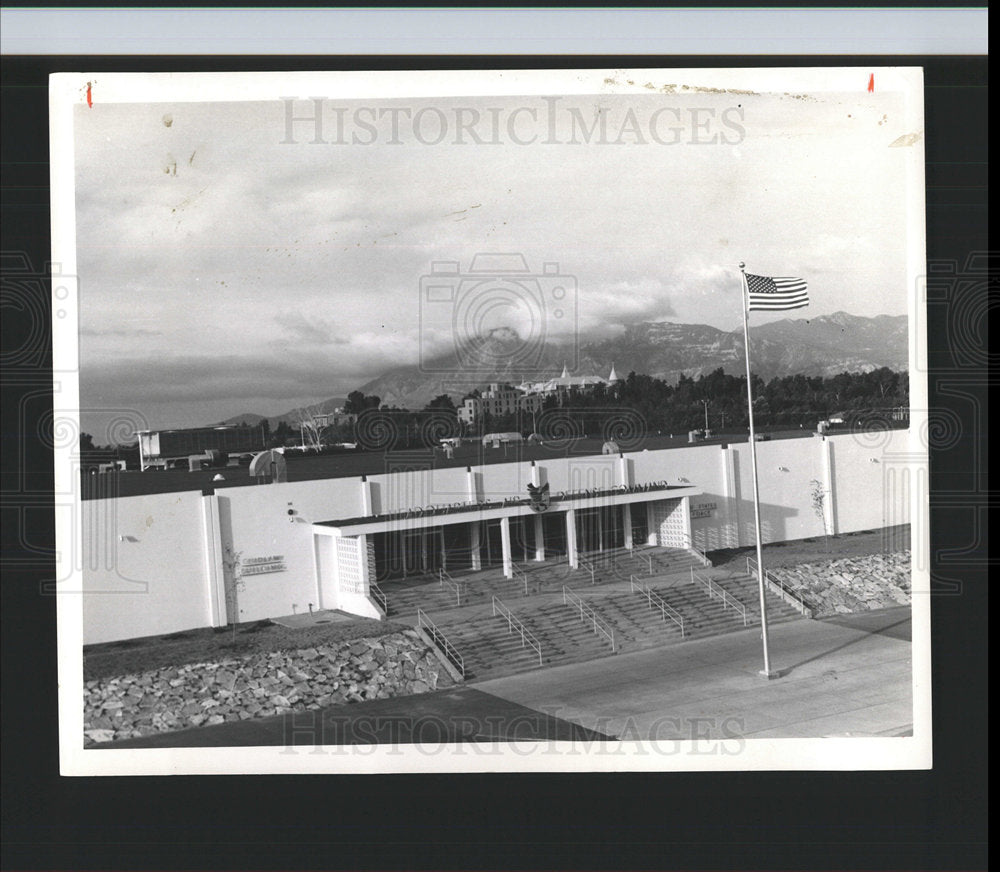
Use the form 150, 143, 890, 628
867, 74, 874, 94
86, 82, 93, 107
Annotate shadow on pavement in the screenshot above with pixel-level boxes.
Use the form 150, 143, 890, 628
94, 686, 614, 749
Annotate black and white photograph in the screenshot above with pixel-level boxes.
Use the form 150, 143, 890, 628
50, 66, 931, 774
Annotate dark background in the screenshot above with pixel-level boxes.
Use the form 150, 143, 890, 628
1, 51, 989, 871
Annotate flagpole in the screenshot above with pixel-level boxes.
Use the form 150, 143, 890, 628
739, 262, 778, 679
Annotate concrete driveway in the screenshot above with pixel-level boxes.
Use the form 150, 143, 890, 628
472, 607, 913, 740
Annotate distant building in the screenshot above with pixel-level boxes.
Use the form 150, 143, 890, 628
457, 366, 622, 425
457, 383, 545, 426
137, 425, 267, 470
518, 363, 621, 400
312, 409, 358, 429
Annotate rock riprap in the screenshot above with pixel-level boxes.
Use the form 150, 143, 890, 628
769, 550, 911, 617
84, 629, 455, 746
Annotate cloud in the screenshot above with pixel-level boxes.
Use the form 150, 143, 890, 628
73, 93, 913, 427
273, 312, 346, 345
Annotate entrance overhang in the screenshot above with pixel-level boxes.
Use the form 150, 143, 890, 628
313, 484, 702, 537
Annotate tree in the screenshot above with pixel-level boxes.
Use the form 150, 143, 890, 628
343, 390, 368, 415
271, 420, 292, 447
221, 545, 245, 640
810, 479, 831, 552
425, 394, 456, 411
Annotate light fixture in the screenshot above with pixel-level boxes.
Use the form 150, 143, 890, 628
777, 466, 789, 472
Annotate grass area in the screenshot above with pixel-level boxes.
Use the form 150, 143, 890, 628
707, 524, 910, 572
83, 616, 411, 681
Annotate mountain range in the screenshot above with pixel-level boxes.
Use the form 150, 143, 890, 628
219, 312, 907, 424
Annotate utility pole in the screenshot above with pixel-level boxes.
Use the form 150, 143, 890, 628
701, 399, 709, 431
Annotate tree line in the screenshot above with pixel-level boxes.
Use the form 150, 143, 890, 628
80, 367, 908, 462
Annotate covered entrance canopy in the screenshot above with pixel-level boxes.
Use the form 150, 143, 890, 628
313, 482, 702, 585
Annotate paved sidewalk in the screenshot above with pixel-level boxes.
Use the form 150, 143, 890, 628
473, 607, 913, 740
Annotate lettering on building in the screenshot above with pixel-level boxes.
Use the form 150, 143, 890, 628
241, 555, 287, 576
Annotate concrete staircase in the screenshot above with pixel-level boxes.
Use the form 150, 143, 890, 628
709, 572, 805, 626
375, 552, 808, 682
432, 604, 617, 680
380, 547, 709, 618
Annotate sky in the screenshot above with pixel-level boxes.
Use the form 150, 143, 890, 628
72, 76, 917, 438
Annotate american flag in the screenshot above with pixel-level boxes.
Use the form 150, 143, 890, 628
745, 273, 809, 311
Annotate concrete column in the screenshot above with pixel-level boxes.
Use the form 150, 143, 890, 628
534, 514, 545, 561
598, 506, 605, 552
466, 465, 479, 504
645, 501, 658, 546
470, 520, 482, 571
618, 453, 631, 487
566, 508, 579, 568
500, 516, 513, 579
622, 503, 634, 550
821, 437, 838, 536
359, 475, 372, 515
200, 493, 227, 628
721, 446, 740, 548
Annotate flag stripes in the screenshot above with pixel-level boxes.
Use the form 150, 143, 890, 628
745, 273, 809, 311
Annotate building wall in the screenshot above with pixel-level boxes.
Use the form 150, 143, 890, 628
217, 485, 324, 622
81, 491, 215, 644
81, 430, 911, 643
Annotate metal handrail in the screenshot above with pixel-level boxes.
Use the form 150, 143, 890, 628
511, 563, 529, 595
637, 550, 654, 574
491, 596, 543, 665
562, 586, 616, 651
577, 558, 597, 585
629, 575, 685, 636
369, 582, 388, 616
690, 568, 748, 626
746, 557, 814, 618
626, 544, 653, 574
683, 536, 713, 567
417, 608, 465, 677
438, 568, 463, 606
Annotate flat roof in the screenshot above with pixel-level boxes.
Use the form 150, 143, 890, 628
80, 427, 897, 501
313, 481, 696, 534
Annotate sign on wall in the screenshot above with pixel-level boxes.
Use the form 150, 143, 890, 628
690, 502, 717, 519
242, 555, 287, 576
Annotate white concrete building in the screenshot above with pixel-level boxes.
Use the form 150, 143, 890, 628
79, 430, 913, 644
